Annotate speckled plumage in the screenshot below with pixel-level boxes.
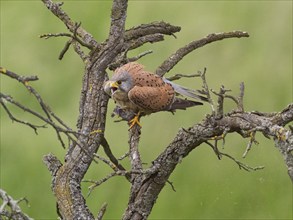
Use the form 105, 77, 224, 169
104, 62, 206, 115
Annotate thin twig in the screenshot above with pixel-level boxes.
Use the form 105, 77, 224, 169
205, 138, 263, 171
85, 169, 141, 196
0, 99, 46, 134
59, 39, 72, 60
94, 154, 118, 171
96, 203, 108, 220
199, 68, 215, 115
205, 141, 222, 160
0, 67, 38, 82
39, 32, 72, 39
0, 189, 33, 220
221, 152, 264, 171
128, 50, 153, 62
118, 152, 130, 160
41, 23, 93, 60
211, 86, 226, 118
1, 68, 89, 151
109, 50, 153, 71
167, 73, 201, 81
41, 0, 98, 48
166, 180, 176, 192
242, 131, 259, 158
101, 137, 131, 181
86, 172, 117, 196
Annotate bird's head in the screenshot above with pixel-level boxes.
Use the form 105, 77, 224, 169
104, 71, 133, 97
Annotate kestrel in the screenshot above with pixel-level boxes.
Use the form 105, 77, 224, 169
104, 62, 207, 128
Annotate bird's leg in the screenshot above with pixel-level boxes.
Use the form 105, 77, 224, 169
128, 111, 142, 129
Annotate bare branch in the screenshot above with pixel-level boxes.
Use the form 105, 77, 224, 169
108, 50, 153, 71
118, 152, 130, 160
101, 137, 131, 181
128, 126, 143, 173
122, 98, 293, 219
39, 32, 72, 39
198, 68, 215, 115
1, 67, 38, 82
238, 82, 245, 112
96, 203, 108, 220
205, 141, 222, 160
41, 0, 98, 48
2, 66, 98, 159
156, 31, 249, 76
86, 172, 117, 195
40, 22, 93, 60
166, 180, 176, 192
58, 39, 72, 60
0, 98, 46, 134
211, 85, 228, 118
5, 1, 290, 220
41, 1, 129, 219
242, 131, 258, 158
166, 72, 201, 81
127, 34, 164, 50
0, 189, 33, 220
124, 21, 181, 41
220, 152, 264, 171
71, 40, 89, 62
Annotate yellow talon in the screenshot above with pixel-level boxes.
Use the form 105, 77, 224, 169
128, 112, 142, 129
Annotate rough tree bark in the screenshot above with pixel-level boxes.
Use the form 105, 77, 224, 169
1, 0, 292, 220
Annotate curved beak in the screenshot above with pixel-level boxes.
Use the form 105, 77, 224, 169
104, 81, 119, 96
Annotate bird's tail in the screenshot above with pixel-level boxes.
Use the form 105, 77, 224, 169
164, 79, 208, 102
168, 97, 203, 111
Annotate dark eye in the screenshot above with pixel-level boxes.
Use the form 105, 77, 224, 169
117, 80, 122, 85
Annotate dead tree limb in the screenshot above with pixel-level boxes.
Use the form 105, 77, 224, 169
1, 0, 292, 219
42, 0, 128, 219
122, 103, 293, 220
0, 189, 33, 220
156, 31, 249, 77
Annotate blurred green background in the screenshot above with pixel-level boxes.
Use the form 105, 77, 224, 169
1, 1, 292, 219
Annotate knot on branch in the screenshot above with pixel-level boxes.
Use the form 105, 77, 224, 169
43, 153, 63, 177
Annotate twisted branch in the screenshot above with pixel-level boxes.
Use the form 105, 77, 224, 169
156, 31, 249, 76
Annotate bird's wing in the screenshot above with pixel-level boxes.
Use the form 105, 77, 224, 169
128, 85, 174, 112
163, 78, 208, 102
131, 70, 166, 87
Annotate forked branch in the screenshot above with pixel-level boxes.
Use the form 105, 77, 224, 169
0, 68, 78, 148
0, 189, 32, 220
